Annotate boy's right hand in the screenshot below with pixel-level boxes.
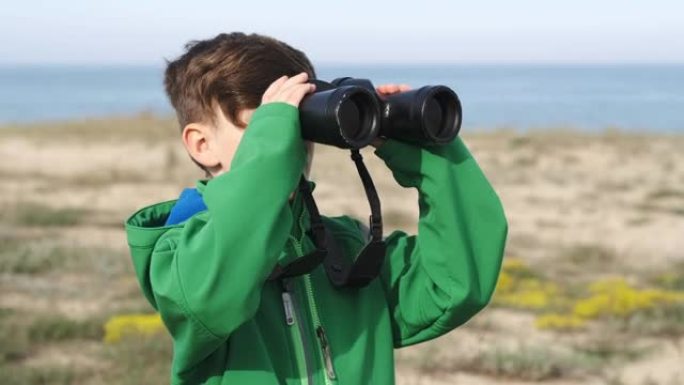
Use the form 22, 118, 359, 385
261, 72, 316, 108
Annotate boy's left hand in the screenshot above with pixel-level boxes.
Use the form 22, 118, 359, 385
371, 83, 412, 148
376, 84, 411, 97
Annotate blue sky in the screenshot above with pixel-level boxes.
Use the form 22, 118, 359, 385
1, 0, 683, 65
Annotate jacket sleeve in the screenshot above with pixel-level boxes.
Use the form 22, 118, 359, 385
149, 102, 306, 372
373, 137, 508, 348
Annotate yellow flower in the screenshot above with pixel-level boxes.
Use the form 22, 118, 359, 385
494, 258, 562, 310
104, 313, 164, 344
494, 278, 560, 310
502, 258, 528, 273
572, 278, 684, 319
495, 271, 514, 294
530, 277, 684, 331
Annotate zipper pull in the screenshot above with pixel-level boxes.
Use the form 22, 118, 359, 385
281, 292, 295, 326
316, 326, 337, 380
280, 279, 296, 326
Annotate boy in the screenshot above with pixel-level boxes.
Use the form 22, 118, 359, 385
125, 32, 507, 385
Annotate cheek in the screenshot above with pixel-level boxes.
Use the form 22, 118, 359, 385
217, 128, 245, 166
306, 142, 314, 161
305, 142, 314, 175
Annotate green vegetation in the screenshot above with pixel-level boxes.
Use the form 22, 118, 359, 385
0, 365, 82, 385
103, 335, 172, 385
401, 341, 606, 381
2, 117, 684, 384
0, 311, 30, 364
2, 202, 90, 227
0, 236, 130, 276
27, 315, 104, 343
646, 187, 684, 200
0, 308, 169, 385
558, 244, 617, 270
0, 113, 176, 144
468, 345, 602, 381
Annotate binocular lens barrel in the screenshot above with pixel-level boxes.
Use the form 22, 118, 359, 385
299, 77, 462, 148
382, 85, 462, 145
299, 85, 381, 149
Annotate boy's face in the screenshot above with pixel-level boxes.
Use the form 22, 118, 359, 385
182, 105, 314, 179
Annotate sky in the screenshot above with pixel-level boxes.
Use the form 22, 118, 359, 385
1, 0, 683, 65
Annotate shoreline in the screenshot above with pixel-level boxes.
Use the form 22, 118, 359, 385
1, 114, 683, 138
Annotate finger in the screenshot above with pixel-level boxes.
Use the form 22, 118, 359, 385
275, 72, 310, 98
377, 84, 400, 95
375, 84, 391, 94
284, 82, 316, 101
265, 75, 289, 95
263, 75, 289, 101
386, 84, 400, 94
398, 84, 411, 92
281, 72, 309, 89
284, 83, 316, 106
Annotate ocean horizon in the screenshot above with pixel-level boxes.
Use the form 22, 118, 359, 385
1, 63, 683, 132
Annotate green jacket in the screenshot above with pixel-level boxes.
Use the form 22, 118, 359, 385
125, 102, 507, 385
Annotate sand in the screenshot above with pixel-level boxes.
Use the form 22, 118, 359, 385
1, 118, 683, 384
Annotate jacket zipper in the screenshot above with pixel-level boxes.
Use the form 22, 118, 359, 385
290, 211, 338, 384
281, 278, 314, 385
304, 274, 337, 382
315, 324, 337, 381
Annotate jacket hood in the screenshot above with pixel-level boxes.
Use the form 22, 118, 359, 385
124, 180, 316, 310
125, 199, 184, 309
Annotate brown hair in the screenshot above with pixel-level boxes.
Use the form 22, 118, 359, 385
164, 32, 316, 129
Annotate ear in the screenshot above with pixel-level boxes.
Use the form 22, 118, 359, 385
181, 122, 220, 170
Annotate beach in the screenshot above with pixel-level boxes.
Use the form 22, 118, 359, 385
1, 116, 683, 384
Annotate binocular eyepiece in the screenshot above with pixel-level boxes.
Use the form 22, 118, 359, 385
298, 77, 462, 148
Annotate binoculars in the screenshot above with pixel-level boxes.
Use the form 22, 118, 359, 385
299, 77, 462, 148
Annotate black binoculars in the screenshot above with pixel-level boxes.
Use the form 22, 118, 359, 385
299, 77, 462, 148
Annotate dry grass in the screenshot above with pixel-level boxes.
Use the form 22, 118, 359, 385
1, 202, 90, 227
0, 112, 176, 144
1, 116, 684, 385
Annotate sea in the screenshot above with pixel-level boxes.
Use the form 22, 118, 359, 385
1, 64, 683, 132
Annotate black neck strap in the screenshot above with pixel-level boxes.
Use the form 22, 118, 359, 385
323, 149, 387, 288
351, 149, 383, 242
267, 176, 327, 281
266, 152, 387, 289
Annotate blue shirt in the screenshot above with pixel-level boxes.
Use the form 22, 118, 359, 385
164, 188, 208, 226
